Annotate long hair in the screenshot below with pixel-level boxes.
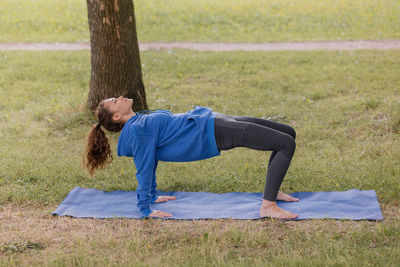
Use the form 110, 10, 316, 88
84, 100, 124, 176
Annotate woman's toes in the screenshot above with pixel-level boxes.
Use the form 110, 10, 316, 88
277, 192, 299, 202
260, 205, 298, 219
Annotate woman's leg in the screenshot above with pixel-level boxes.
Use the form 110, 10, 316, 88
214, 114, 298, 218
230, 115, 296, 170
231, 115, 296, 139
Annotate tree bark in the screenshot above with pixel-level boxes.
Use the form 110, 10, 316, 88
86, 0, 148, 112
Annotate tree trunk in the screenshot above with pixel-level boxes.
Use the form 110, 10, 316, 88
86, 0, 148, 112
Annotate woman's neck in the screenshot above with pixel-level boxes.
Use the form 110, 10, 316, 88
121, 111, 136, 123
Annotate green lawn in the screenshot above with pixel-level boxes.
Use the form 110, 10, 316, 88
0, 50, 399, 265
1, 0, 400, 43
1, 1, 399, 265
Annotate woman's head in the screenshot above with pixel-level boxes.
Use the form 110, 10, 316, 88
98, 96, 135, 130
84, 96, 134, 176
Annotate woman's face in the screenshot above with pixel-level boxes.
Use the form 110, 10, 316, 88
103, 96, 133, 121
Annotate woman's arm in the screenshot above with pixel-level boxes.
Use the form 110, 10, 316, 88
132, 135, 160, 217
132, 135, 174, 218
150, 160, 159, 203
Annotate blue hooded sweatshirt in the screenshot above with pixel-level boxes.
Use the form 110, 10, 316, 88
117, 106, 220, 217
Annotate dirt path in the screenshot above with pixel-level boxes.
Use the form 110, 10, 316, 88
1, 40, 400, 51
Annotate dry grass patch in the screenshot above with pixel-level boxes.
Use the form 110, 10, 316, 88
0, 204, 398, 266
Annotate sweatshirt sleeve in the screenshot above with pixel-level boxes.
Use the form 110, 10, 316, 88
131, 135, 158, 217
150, 160, 159, 203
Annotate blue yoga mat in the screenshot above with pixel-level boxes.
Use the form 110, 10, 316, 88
52, 187, 383, 220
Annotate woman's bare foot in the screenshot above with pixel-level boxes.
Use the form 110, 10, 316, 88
154, 196, 177, 203
276, 191, 299, 202
149, 210, 172, 218
259, 199, 298, 219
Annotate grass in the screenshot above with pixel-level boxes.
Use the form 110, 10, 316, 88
0, 205, 399, 266
1, 0, 400, 43
1, 50, 400, 204
0, 50, 399, 265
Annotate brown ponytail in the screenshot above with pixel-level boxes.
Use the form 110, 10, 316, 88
84, 100, 124, 176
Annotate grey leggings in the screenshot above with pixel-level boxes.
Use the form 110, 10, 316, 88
213, 113, 296, 201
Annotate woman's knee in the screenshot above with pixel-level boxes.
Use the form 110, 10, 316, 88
287, 126, 296, 140
280, 135, 296, 158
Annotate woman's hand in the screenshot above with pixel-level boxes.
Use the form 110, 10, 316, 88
149, 210, 172, 218
154, 196, 177, 203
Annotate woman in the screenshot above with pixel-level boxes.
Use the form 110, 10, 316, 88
85, 96, 299, 219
